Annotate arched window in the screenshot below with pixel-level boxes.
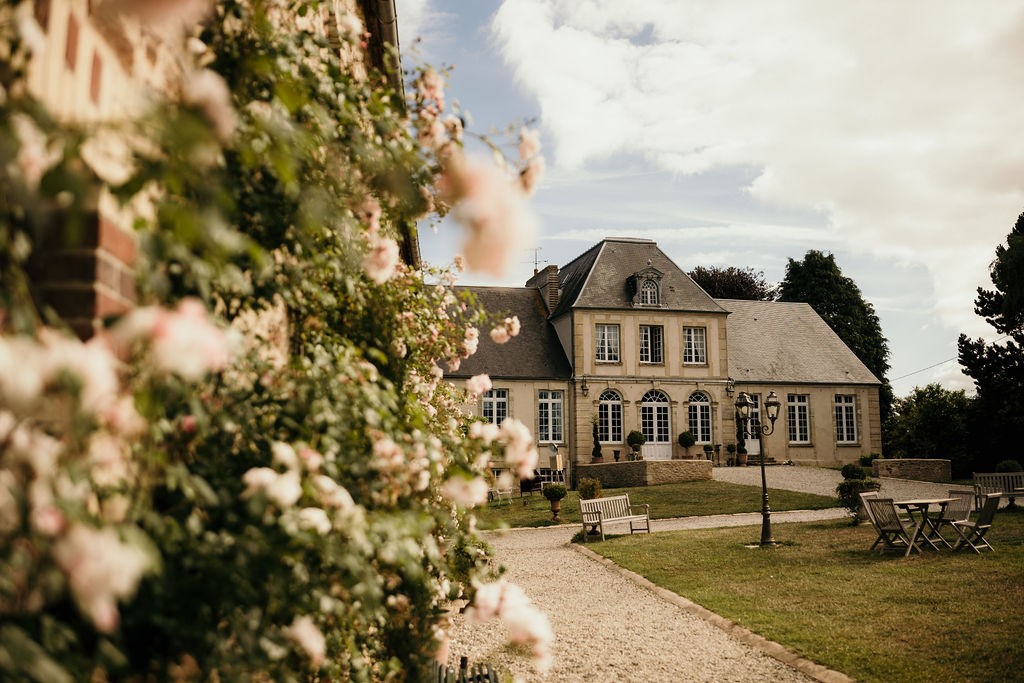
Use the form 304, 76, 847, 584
598, 390, 623, 443
688, 391, 712, 444
639, 279, 659, 305
640, 390, 671, 445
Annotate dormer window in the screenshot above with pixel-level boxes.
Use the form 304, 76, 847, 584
628, 265, 664, 307
639, 279, 659, 305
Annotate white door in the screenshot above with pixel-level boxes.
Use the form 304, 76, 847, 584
745, 393, 761, 456
641, 390, 672, 460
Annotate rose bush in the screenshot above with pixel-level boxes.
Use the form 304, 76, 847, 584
0, 0, 549, 679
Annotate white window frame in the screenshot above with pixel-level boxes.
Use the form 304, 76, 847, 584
482, 389, 508, 425
688, 391, 712, 444
639, 279, 659, 305
639, 325, 664, 364
683, 327, 707, 365
598, 390, 623, 443
835, 394, 857, 444
787, 394, 810, 444
595, 324, 620, 363
537, 390, 563, 443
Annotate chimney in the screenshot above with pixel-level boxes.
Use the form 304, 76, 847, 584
525, 264, 559, 312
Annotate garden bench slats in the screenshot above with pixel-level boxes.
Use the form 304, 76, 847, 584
579, 494, 650, 542
972, 472, 1024, 509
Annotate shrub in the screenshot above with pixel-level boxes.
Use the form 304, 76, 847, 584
578, 478, 602, 500
677, 430, 696, 449
836, 479, 881, 522
841, 463, 868, 480
627, 430, 647, 450
995, 459, 1023, 473
543, 484, 568, 502
858, 453, 880, 467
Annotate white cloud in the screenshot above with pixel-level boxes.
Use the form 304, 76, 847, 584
492, 0, 1024, 338
395, 0, 451, 61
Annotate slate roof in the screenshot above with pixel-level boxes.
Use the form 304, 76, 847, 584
720, 299, 880, 385
551, 238, 727, 318
448, 287, 572, 380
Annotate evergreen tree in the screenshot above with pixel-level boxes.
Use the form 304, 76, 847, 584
778, 250, 893, 423
688, 265, 778, 300
957, 211, 1024, 464
885, 384, 974, 477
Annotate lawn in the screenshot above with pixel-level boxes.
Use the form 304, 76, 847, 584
474, 480, 837, 530
593, 510, 1024, 682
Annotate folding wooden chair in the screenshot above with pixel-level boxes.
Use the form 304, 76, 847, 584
866, 497, 915, 553
859, 491, 880, 525
930, 489, 974, 548
951, 492, 1000, 553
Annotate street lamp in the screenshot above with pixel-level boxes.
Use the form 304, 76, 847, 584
735, 390, 782, 546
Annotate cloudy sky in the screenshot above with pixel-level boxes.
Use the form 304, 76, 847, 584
396, 0, 1024, 397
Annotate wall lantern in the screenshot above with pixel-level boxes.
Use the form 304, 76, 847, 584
580, 376, 589, 397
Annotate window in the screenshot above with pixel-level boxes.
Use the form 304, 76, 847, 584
482, 389, 508, 425
687, 391, 712, 443
537, 390, 563, 442
639, 279, 659, 305
787, 394, 810, 444
683, 327, 707, 365
639, 325, 664, 364
595, 324, 620, 362
640, 390, 671, 444
598, 390, 623, 443
835, 395, 857, 444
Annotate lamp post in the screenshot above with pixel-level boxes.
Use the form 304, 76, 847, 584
735, 391, 782, 546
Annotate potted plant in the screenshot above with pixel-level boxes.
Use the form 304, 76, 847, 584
726, 443, 737, 466
543, 483, 568, 522
702, 444, 714, 460
736, 446, 748, 466
591, 417, 603, 463
677, 430, 696, 459
626, 430, 646, 459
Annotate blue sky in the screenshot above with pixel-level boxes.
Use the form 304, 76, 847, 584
397, 0, 1024, 397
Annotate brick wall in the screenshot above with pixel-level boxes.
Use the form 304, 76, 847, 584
872, 458, 951, 483
33, 211, 136, 338
576, 460, 712, 488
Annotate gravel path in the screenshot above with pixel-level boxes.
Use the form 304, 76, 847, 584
446, 467, 955, 681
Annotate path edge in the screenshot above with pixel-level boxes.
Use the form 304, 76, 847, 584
572, 542, 856, 683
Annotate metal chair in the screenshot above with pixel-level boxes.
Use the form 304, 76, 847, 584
951, 493, 1000, 553
865, 497, 916, 553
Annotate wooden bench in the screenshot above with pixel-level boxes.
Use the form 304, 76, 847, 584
973, 472, 1024, 509
488, 488, 514, 506
579, 494, 650, 542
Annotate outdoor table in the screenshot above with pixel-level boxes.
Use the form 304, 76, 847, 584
894, 498, 958, 557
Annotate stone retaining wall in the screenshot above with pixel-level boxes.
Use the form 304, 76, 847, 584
872, 458, 951, 483
576, 460, 713, 488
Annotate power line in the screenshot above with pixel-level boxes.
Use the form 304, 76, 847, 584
890, 334, 1011, 382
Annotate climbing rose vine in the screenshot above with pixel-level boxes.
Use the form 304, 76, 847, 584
0, 0, 550, 679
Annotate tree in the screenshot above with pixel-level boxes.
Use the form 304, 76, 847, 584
688, 265, 778, 300
778, 251, 893, 423
957, 211, 1024, 464
884, 384, 975, 477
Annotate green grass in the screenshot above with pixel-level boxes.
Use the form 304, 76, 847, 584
474, 480, 836, 530
593, 510, 1024, 682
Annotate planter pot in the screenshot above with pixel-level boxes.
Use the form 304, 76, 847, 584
737, 453, 748, 466
592, 455, 604, 464
613, 450, 620, 462
550, 500, 561, 521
